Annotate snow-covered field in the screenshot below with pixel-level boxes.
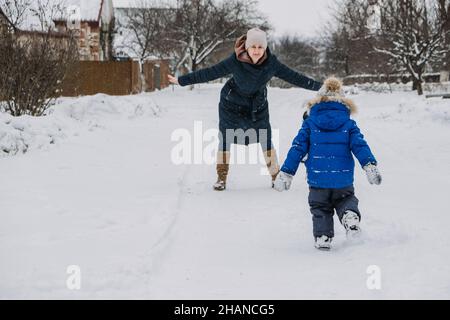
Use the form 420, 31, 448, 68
1, 84, 449, 299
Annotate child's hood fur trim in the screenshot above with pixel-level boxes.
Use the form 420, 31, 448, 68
306, 77, 357, 115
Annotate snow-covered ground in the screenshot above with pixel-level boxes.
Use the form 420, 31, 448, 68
1, 84, 449, 299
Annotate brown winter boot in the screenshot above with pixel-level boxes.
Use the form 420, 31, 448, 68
213, 151, 230, 191
263, 149, 281, 188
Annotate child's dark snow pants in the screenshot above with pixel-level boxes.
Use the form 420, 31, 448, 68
308, 185, 361, 238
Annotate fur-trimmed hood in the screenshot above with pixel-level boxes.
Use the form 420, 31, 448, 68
305, 77, 357, 115
306, 95, 358, 115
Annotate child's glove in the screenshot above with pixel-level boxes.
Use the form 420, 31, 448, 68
363, 163, 382, 185
274, 171, 294, 192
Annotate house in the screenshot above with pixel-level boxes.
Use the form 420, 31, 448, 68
1, 5, 71, 47
2, 1, 114, 61
54, 0, 115, 61
1, 6, 68, 45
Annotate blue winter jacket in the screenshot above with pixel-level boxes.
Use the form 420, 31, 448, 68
281, 101, 377, 189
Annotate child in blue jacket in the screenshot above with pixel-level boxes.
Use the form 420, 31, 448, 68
274, 77, 382, 250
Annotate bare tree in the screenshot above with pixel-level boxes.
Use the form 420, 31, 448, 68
117, 0, 269, 77
377, 0, 449, 94
0, 0, 31, 28
170, 0, 269, 73
29, 0, 67, 31
333, 0, 449, 95
1, 0, 67, 31
438, 0, 450, 69
272, 35, 322, 87
0, 0, 79, 116
116, 0, 173, 64
322, 0, 396, 77
321, 23, 352, 77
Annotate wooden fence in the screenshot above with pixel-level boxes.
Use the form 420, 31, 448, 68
142, 60, 170, 92
60, 60, 170, 97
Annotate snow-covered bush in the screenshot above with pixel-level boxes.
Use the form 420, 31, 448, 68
0, 28, 78, 117
0, 93, 163, 157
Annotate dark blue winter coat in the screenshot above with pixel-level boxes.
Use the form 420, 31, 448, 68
178, 48, 322, 149
281, 101, 377, 189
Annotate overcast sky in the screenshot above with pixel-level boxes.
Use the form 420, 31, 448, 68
112, 0, 336, 38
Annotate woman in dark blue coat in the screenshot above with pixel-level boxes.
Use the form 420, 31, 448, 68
168, 28, 322, 191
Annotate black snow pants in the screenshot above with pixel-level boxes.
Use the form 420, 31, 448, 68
308, 185, 361, 239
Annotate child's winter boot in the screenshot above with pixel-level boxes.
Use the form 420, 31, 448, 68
342, 210, 361, 238
314, 235, 333, 251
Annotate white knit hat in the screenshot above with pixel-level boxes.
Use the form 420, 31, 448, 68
245, 28, 268, 50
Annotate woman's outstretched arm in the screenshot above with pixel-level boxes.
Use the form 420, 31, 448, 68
274, 59, 322, 91
168, 55, 234, 87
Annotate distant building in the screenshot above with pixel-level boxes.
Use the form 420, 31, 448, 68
1, 6, 69, 46
54, 0, 115, 61
2, 1, 115, 61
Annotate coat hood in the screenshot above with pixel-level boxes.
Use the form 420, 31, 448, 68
306, 94, 357, 115
305, 77, 357, 116
234, 35, 268, 65
308, 101, 352, 131
305, 82, 357, 130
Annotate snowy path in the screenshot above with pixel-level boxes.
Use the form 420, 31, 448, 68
149, 87, 450, 299
1, 85, 449, 299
